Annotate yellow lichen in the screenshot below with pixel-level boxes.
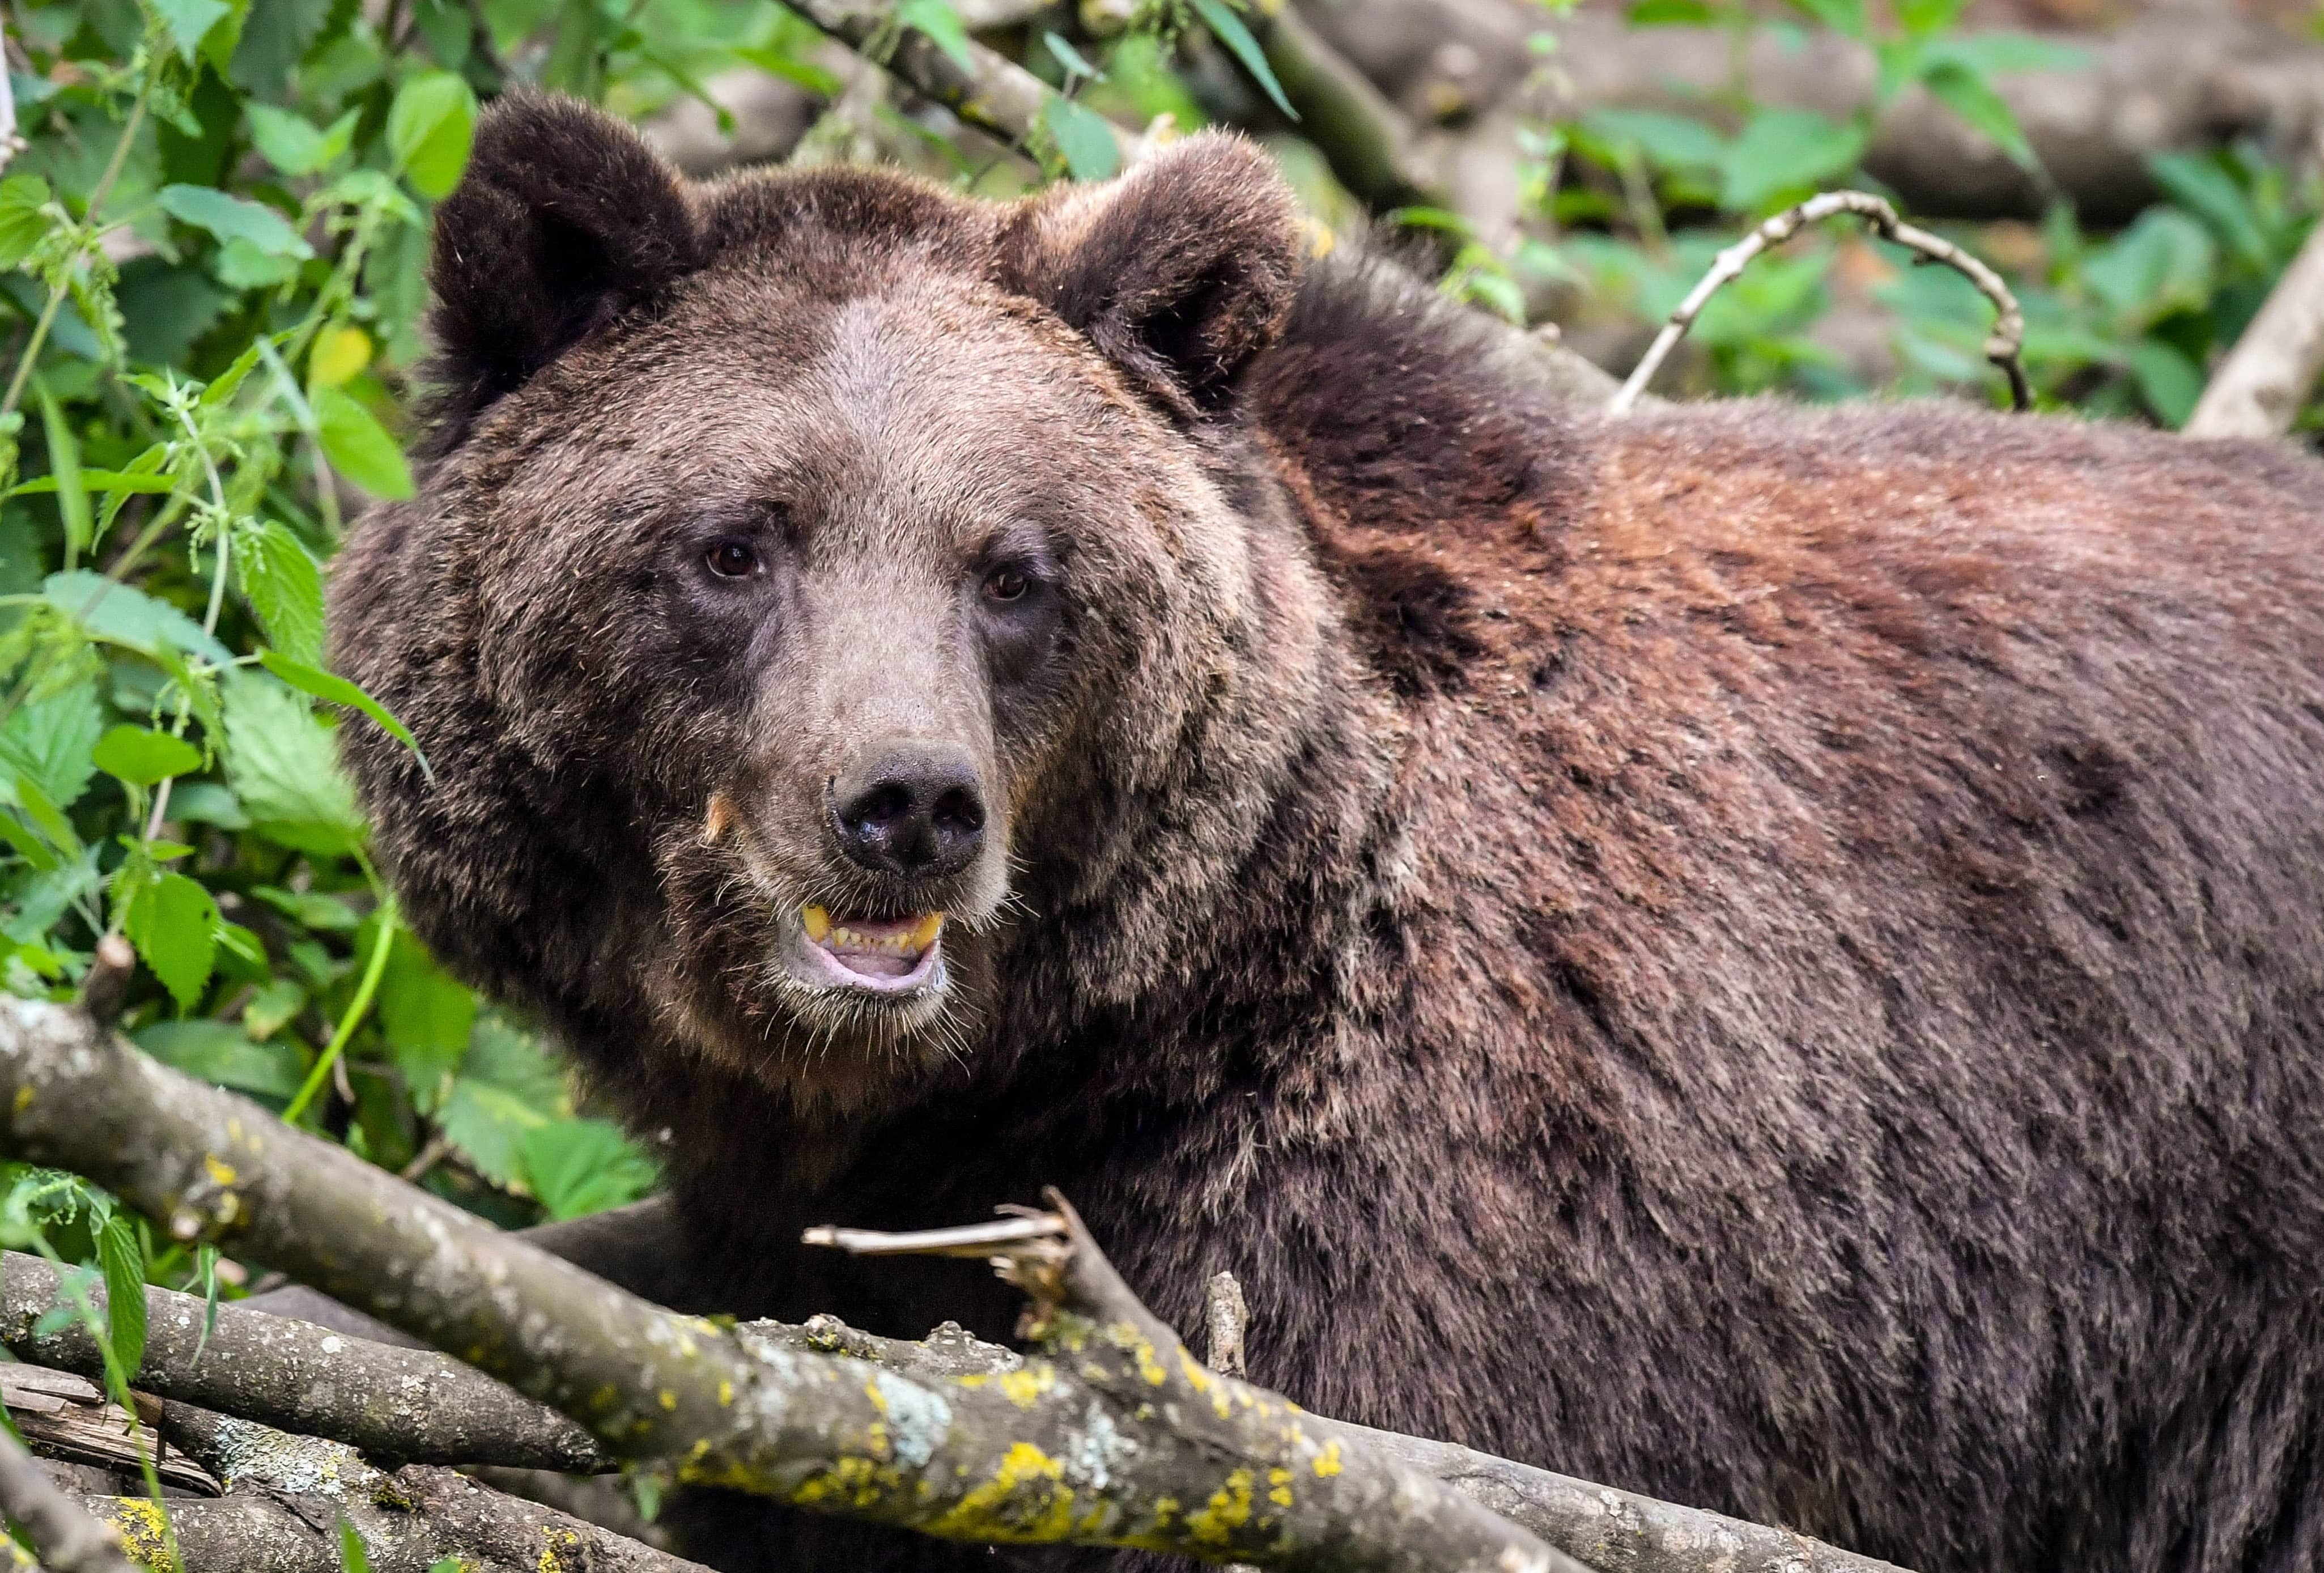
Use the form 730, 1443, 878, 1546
1188, 1470, 1254, 1546
925, 1442, 1074, 1541
1311, 1440, 1342, 1478
996, 1366, 1054, 1410
793, 1453, 893, 1510
1268, 1466, 1294, 1508
203, 1154, 237, 1186
11, 1087, 29, 1115
657, 1389, 678, 1411
107, 1499, 171, 1570
536, 1526, 581, 1573
717, 1379, 735, 1407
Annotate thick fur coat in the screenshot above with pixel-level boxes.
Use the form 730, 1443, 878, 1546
328, 93, 2324, 1573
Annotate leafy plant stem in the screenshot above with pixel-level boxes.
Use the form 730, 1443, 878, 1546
0, 80, 150, 427
282, 891, 398, 1125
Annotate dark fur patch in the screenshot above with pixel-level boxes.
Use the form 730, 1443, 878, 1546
1319, 543, 1485, 697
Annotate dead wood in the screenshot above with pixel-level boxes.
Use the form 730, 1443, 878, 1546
2185, 216, 2324, 437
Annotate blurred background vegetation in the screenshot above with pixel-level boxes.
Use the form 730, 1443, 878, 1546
0, 0, 2316, 1318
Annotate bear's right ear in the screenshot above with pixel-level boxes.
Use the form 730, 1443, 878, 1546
426, 92, 702, 441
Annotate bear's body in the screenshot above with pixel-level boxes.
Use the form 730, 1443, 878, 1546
329, 95, 2324, 1573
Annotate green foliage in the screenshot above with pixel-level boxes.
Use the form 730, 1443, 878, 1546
1533, 3, 2319, 424
1, 0, 661, 1310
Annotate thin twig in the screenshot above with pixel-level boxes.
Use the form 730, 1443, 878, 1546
0, 1423, 138, 1573
1608, 190, 2029, 415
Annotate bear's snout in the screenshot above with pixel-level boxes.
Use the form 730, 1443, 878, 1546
829, 737, 988, 880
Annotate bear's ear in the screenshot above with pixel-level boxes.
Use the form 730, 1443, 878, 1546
425, 92, 702, 441
1000, 133, 1303, 419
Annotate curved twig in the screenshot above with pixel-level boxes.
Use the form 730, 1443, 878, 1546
1608, 190, 2029, 415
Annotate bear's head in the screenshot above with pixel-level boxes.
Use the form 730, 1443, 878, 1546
334, 95, 1335, 1119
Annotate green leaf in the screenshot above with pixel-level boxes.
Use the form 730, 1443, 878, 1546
1893, 0, 1965, 39
1189, 0, 1298, 122
168, 781, 248, 830
33, 385, 88, 567
1581, 109, 1728, 175
222, 675, 367, 856
0, 680, 104, 814
1626, 0, 1722, 24
386, 71, 478, 200
125, 870, 219, 1014
2128, 338, 2203, 427
135, 1018, 304, 1099
2082, 208, 2217, 325
521, 1119, 660, 1221
2148, 152, 2273, 270
380, 930, 477, 1112
438, 1079, 553, 1191
0, 176, 54, 271
156, 185, 315, 262
312, 388, 414, 500
1043, 31, 1105, 81
253, 885, 361, 930
44, 571, 236, 667
1918, 59, 2036, 171
1719, 110, 1867, 211
260, 651, 428, 775
338, 1519, 371, 1573
150, 0, 232, 61
93, 726, 202, 788
1782, 0, 1866, 40
240, 978, 308, 1041
215, 240, 301, 290
463, 1013, 570, 1108
1041, 96, 1121, 182
96, 1213, 146, 1377
1921, 32, 2089, 77
245, 104, 360, 178
896, 0, 975, 72
542, 0, 604, 100
237, 519, 325, 666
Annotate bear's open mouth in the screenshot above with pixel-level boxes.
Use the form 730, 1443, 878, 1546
794, 904, 944, 993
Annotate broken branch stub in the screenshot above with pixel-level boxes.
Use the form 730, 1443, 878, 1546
1608, 190, 2029, 415
0, 995, 1565, 1571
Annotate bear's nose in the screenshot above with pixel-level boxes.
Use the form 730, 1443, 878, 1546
830, 741, 987, 878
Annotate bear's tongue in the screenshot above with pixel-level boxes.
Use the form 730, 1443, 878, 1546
801, 906, 942, 983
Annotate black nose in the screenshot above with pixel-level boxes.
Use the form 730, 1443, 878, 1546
831, 741, 987, 878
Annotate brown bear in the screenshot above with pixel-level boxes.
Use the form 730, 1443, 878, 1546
324, 90, 2324, 1573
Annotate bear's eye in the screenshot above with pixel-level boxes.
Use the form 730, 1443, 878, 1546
983, 567, 1029, 603
705, 541, 760, 580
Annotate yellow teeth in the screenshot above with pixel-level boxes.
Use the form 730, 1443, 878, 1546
799, 906, 944, 954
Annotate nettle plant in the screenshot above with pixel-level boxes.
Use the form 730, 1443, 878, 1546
0, 0, 661, 1291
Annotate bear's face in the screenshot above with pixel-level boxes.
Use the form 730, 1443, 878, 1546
378, 96, 1304, 1112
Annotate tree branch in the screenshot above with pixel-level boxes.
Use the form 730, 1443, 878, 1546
2185, 218, 2324, 440
0, 1254, 605, 1474
790, 0, 1133, 163
1608, 190, 2027, 414
0, 994, 1574, 1572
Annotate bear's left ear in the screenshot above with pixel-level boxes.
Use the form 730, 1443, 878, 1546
1000, 133, 1303, 419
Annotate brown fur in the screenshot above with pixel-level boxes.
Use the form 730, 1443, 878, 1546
330, 93, 2324, 1572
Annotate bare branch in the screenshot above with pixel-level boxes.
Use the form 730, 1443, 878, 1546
1609, 190, 2027, 415
0, 1253, 606, 1473
790, 0, 1132, 163
0, 1422, 137, 1573
2185, 218, 2324, 440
